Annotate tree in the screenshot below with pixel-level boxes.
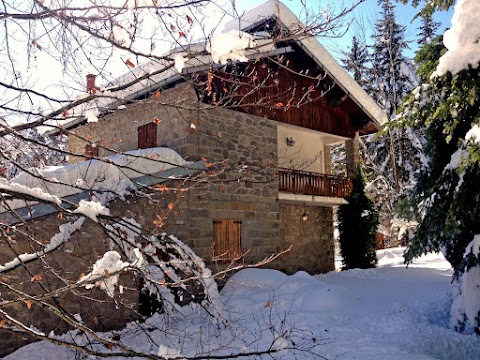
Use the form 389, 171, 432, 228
417, 12, 440, 45
355, 0, 420, 246
398, 0, 480, 333
0, 0, 367, 357
338, 165, 379, 269
342, 35, 369, 88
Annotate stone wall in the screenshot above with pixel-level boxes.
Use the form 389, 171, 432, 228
0, 214, 139, 357
278, 204, 335, 274
68, 83, 199, 160
68, 82, 336, 274
69, 83, 282, 267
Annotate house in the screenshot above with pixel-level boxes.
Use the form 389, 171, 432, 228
0, 2, 386, 354
61, 0, 386, 275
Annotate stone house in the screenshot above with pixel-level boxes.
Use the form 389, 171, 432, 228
62, 1, 386, 275
0, 3, 387, 354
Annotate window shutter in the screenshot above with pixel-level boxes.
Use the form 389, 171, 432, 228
213, 219, 242, 261
138, 123, 157, 149
85, 144, 99, 159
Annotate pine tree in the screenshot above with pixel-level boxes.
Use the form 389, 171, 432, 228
342, 36, 369, 88
399, 33, 480, 333
370, 0, 416, 118
417, 13, 440, 45
338, 165, 379, 270
359, 0, 420, 245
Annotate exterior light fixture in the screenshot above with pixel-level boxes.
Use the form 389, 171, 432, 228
302, 204, 308, 221
286, 137, 295, 146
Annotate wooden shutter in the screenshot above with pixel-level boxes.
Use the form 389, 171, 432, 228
138, 123, 157, 149
85, 144, 99, 159
213, 219, 242, 261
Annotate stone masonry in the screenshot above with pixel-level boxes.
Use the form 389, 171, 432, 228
0, 214, 139, 357
279, 204, 335, 274
68, 82, 337, 275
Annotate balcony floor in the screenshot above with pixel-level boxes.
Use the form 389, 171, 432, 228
278, 192, 348, 207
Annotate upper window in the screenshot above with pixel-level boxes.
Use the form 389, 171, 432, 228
138, 122, 157, 149
85, 144, 99, 159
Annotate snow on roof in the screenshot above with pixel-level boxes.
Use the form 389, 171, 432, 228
0, 147, 197, 218
46, 0, 386, 133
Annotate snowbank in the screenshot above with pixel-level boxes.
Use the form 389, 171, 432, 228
10, 248, 480, 360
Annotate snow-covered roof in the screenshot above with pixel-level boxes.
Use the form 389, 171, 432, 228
46, 0, 386, 134
0, 147, 205, 224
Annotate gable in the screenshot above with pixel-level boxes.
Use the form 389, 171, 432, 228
195, 48, 375, 138
45, 1, 386, 137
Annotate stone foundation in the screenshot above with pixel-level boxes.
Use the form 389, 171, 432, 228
0, 215, 139, 357
277, 204, 335, 274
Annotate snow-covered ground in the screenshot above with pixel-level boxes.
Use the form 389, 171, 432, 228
6, 248, 480, 359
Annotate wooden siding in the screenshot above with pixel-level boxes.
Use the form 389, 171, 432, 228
279, 168, 352, 198
200, 51, 373, 139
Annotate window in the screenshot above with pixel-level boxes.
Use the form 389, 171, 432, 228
138, 122, 157, 149
213, 219, 242, 261
85, 144, 99, 159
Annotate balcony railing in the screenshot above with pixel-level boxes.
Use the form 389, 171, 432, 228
278, 168, 352, 198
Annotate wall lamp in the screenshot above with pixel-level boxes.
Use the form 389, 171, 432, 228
286, 137, 296, 146
302, 204, 308, 221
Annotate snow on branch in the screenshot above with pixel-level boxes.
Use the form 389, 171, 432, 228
73, 200, 110, 222
79, 249, 143, 298
435, 0, 480, 76
207, 30, 255, 64
0, 217, 85, 273
0, 179, 61, 207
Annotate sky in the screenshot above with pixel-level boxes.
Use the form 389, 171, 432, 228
1, 0, 455, 127
234, 0, 454, 59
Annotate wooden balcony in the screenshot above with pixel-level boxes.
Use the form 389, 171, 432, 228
278, 168, 352, 198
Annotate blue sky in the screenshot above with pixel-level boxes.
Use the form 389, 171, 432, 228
235, 0, 454, 59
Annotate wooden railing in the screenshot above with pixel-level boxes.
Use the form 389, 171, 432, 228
278, 168, 352, 198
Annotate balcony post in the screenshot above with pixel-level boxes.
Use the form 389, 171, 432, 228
323, 144, 331, 175
345, 131, 359, 178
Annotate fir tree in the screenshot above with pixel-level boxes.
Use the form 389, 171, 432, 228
371, 0, 415, 118
342, 36, 369, 88
417, 13, 440, 45
359, 0, 420, 245
338, 165, 379, 270
399, 33, 480, 333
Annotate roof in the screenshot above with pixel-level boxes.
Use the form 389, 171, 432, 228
224, 0, 387, 127
45, 0, 386, 135
0, 147, 205, 225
